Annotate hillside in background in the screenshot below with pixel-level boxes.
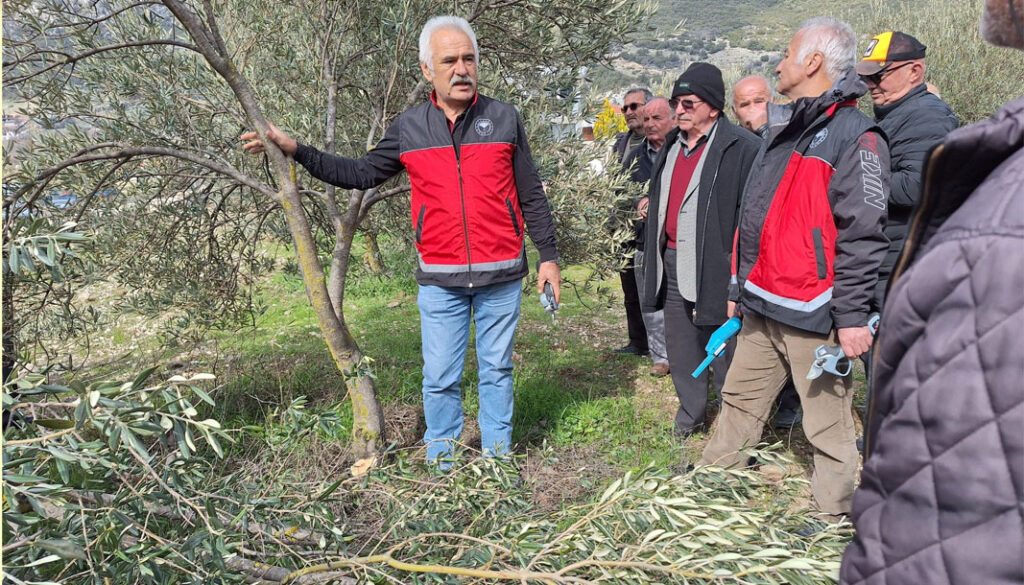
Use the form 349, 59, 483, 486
649, 0, 871, 39
593, 0, 874, 97
594, 0, 1024, 126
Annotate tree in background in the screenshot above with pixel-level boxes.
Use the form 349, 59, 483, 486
3, 0, 651, 458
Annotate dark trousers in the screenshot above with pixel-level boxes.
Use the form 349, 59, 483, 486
776, 381, 801, 413
664, 248, 733, 434
619, 253, 648, 350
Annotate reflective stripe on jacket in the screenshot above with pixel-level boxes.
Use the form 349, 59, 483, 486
732, 72, 891, 334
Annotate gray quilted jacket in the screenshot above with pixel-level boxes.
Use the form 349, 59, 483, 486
840, 97, 1024, 584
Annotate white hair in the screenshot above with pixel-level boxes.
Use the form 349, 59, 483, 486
796, 17, 857, 81
419, 16, 479, 72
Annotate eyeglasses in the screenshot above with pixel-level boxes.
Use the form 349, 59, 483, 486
860, 62, 912, 85
669, 98, 703, 110
621, 102, 643, 113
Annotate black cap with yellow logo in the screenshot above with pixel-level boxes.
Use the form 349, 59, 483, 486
856, 31, 927, 75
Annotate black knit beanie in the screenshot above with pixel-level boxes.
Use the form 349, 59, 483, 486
671, 62, 725, 112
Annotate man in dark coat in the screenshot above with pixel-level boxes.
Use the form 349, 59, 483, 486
857, 30, 958, 303
622, 97, 674, 376
611, 87, 655, 357
853, 33, 959, 436
638, 62, 760, 437
840, 1, 1024, 582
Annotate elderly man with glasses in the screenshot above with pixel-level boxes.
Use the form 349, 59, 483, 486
699, 17, 891, 522
841, 1, 1024, 582
638, 62, 760, 439
610, 87, 656, 358
853, 32, 957, 434
857, 32, 956, 296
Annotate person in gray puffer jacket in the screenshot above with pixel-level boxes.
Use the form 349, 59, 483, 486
840, 1, 1024, 583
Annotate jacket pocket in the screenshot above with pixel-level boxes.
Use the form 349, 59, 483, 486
415, 204, 426, 245
812, 227, 827, 280
505, 198, 521, 237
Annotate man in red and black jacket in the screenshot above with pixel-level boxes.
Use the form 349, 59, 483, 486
700, 17, 890, 519
244, 16, 560, 466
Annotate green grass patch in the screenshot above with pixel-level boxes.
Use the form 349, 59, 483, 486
147, 237, 694, 471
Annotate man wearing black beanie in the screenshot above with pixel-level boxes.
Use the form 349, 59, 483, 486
671, 62, 726, 112
638, 62, 760, 438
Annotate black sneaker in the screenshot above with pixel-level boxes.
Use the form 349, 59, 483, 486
613, 344, 649, 356
773, 406, 803, 429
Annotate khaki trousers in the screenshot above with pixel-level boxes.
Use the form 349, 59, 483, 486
699, 313, 858, 515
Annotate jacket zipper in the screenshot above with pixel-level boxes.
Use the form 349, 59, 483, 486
505, 198, 521, 237
452, 121, 473, 287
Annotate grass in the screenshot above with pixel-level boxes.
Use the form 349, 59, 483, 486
28, 235, 862, 583
58, 231, 862, 509
177, 238, 696, 470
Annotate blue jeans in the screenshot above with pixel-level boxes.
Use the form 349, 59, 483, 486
418, 278, 522, 463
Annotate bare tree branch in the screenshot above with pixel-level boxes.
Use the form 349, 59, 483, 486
73, 159, 132, 223
202, 0, 230, 59
65, 1, 161, 28
23, 145, 275, 199
358, 184, 411, 225
4, 40, 201, 86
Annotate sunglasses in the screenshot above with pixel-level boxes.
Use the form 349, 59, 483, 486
621, 102, 643, 113
861, 62, 912, 85
669, 98, 703, 110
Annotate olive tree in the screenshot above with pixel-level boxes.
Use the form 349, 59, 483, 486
3, 0, 652, 457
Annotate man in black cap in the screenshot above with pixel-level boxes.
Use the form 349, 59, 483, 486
841, 2, 1023, 582
856, 29, 957, 312
638, 62, 760, 438
854, 32, 957, 431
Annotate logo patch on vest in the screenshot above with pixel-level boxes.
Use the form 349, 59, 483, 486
474, 118, 494, 137
810, 128, 829, 149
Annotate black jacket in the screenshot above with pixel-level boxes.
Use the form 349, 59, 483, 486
620, 140, 657, 248
732, 71, 890, 334
638, 117, 760, 326
613, 130, 644, 163
873, 84, 958, 279
840, 96, 1024, 585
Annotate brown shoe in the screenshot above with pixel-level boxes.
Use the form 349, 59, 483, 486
650, 362, 670, 377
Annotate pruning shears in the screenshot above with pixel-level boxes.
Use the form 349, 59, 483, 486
539, 282, 559, 325
807, 313, 880, 380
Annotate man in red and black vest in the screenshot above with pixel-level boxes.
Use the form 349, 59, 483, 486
700, 17, 890, 520
243, 16, 560, 467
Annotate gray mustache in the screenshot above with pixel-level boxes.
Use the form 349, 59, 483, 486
452, 75, 475, 85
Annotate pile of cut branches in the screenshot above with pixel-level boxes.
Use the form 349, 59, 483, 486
4, 368, 848, 585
